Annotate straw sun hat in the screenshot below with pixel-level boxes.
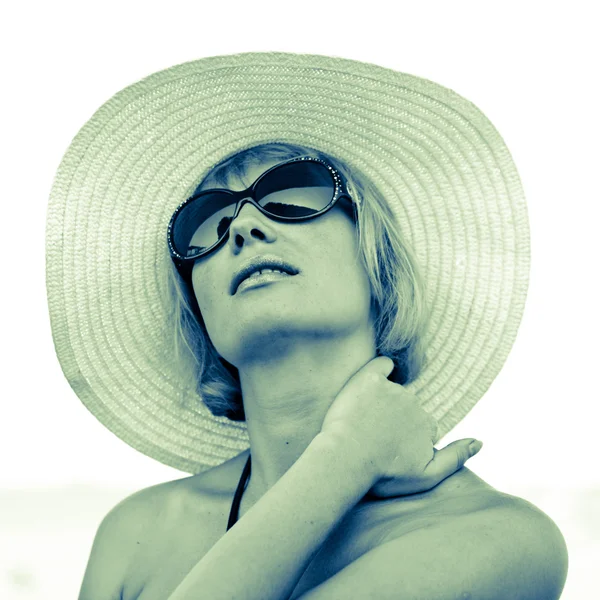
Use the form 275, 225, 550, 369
46, 51, 530, 474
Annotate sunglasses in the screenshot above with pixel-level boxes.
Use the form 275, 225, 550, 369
167, 156, 357, 276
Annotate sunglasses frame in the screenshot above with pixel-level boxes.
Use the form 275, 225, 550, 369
167, 156, 358, 271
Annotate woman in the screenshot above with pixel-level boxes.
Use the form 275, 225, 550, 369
46, 54, 567, 599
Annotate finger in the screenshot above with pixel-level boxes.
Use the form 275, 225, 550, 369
367, 355, 395, 377
423, 438, 483, 481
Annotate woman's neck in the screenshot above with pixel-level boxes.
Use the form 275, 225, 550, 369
238, 332, 377, 510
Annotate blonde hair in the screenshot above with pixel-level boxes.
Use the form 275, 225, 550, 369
166, 143, 431, 421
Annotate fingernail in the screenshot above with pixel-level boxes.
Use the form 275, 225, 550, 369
469, 440, 483, 456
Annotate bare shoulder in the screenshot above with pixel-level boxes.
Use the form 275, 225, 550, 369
481, 491, 569, 570
79, 452, 247, 600
381, 486, 568, 600
452, 490, 568, 560
455, 483, 568, 554
115, 448, 248, 526
434, 493, 567, 598
294, 475, 568, 600
78, 482, 170, 599
380, 468, 568, 561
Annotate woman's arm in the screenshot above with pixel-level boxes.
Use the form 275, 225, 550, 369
168, 357, 481, 600
167, 432, 373, 600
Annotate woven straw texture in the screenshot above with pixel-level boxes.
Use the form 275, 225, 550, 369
46, 52, 530, 474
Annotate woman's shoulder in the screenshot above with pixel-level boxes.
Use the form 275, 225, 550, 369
292, 474, 567, 599
344, 464, 557, 552
160, 449, 251, 517
99, 452, 247, 598
295, 467, 566, 597
118, 448, 250, 512
360, 466, 567, 585
118, 449, 251, 547
79, 474, 199, 599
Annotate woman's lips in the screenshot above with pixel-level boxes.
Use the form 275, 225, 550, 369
236, 270, 295, 293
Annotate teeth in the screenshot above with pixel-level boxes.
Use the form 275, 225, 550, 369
247, 268, 288, 280
242, 268, 290, 286
260, 268, 286, 275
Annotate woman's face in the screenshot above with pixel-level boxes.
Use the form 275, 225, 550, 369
190, 157, 375, 366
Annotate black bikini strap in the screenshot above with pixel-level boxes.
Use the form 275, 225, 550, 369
227, 453, 251, 531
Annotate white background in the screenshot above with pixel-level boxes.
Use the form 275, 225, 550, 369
1, 1, 598, 598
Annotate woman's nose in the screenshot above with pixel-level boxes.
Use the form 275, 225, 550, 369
227, 199, 277, 251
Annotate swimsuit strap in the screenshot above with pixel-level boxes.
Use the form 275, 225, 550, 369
227, 453, 251, 531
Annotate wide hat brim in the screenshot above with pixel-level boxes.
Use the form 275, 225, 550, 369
46, 51, 530, 474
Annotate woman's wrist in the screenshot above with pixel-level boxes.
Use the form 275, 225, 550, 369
312, 430, 377, 492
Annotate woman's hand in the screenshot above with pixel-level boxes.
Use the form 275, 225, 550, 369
320, 356, 483, 498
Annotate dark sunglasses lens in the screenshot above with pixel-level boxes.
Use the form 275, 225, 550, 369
171, 192, 236, 257
255, 161, 335, 217
171, 161, 336, 258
